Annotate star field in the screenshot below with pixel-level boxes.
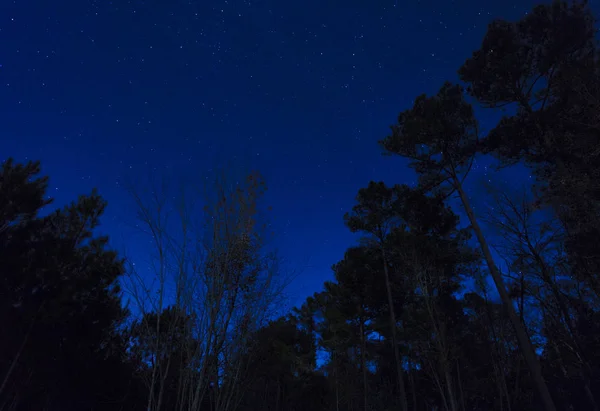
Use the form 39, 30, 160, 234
1, 0, 586, 307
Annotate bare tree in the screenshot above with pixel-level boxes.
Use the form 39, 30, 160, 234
400, 244, 459, 411
485, 188, 600, 411
472, 273, 513, 411
123, 168, 288, 411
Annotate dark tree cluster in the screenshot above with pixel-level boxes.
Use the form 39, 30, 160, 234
1, 1, 599, 410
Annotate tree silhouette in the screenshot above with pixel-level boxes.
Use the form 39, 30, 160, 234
344, 181, 410, 411
379, 83, 557, 411
459, 0, 600, 309
2, 2, 600, 410
0, 158, 132, 411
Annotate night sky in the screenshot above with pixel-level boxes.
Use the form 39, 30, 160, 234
3, 0, 595, 308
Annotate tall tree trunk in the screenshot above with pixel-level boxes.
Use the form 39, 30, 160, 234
419, 266, 456, 411
533, 248, 600, 411
359, 319, 368, 411
0, 303, 43, 403
482, 288, 512, 411
444, 368, 458, 411
410, 366, 417, 411
275, 379, 280, 411
456, 359, 466, 411
430, 361, 450, 411
381, 246, 409, 411
333, 351, 340, 411
335, 377, 340, 411
0, 321, 33, 400
552, 294, 599, 410
454, 181, 557, 411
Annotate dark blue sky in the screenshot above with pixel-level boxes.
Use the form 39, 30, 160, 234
2, 0, 588, 308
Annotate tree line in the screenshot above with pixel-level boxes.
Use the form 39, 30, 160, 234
1, 1, 599, 410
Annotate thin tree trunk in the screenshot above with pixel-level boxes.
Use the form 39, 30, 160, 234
533, 247, 600, 411
584, 384, 599, 411
419, 267, 456, 411
502, 366, 512, 411
0, 324, 31, 400
155, 353, 172, 411
335, 366, 340, 411
0, 304, 41, 401
550, 290, 598, 411
381, 246, 409, 411
275, 379, 280, 411
430, 360, 449, 411
444, 368, 458, 411
455, 181, 556, 411
482, 288, 512, 411
410, 366, 417, 411
456, 359, 466, 411
359, 319, 368, 411
331, 348, 340, 411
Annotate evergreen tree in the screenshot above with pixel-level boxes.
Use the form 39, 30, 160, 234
379, 81, 557, 411
0, 159, 135, 411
